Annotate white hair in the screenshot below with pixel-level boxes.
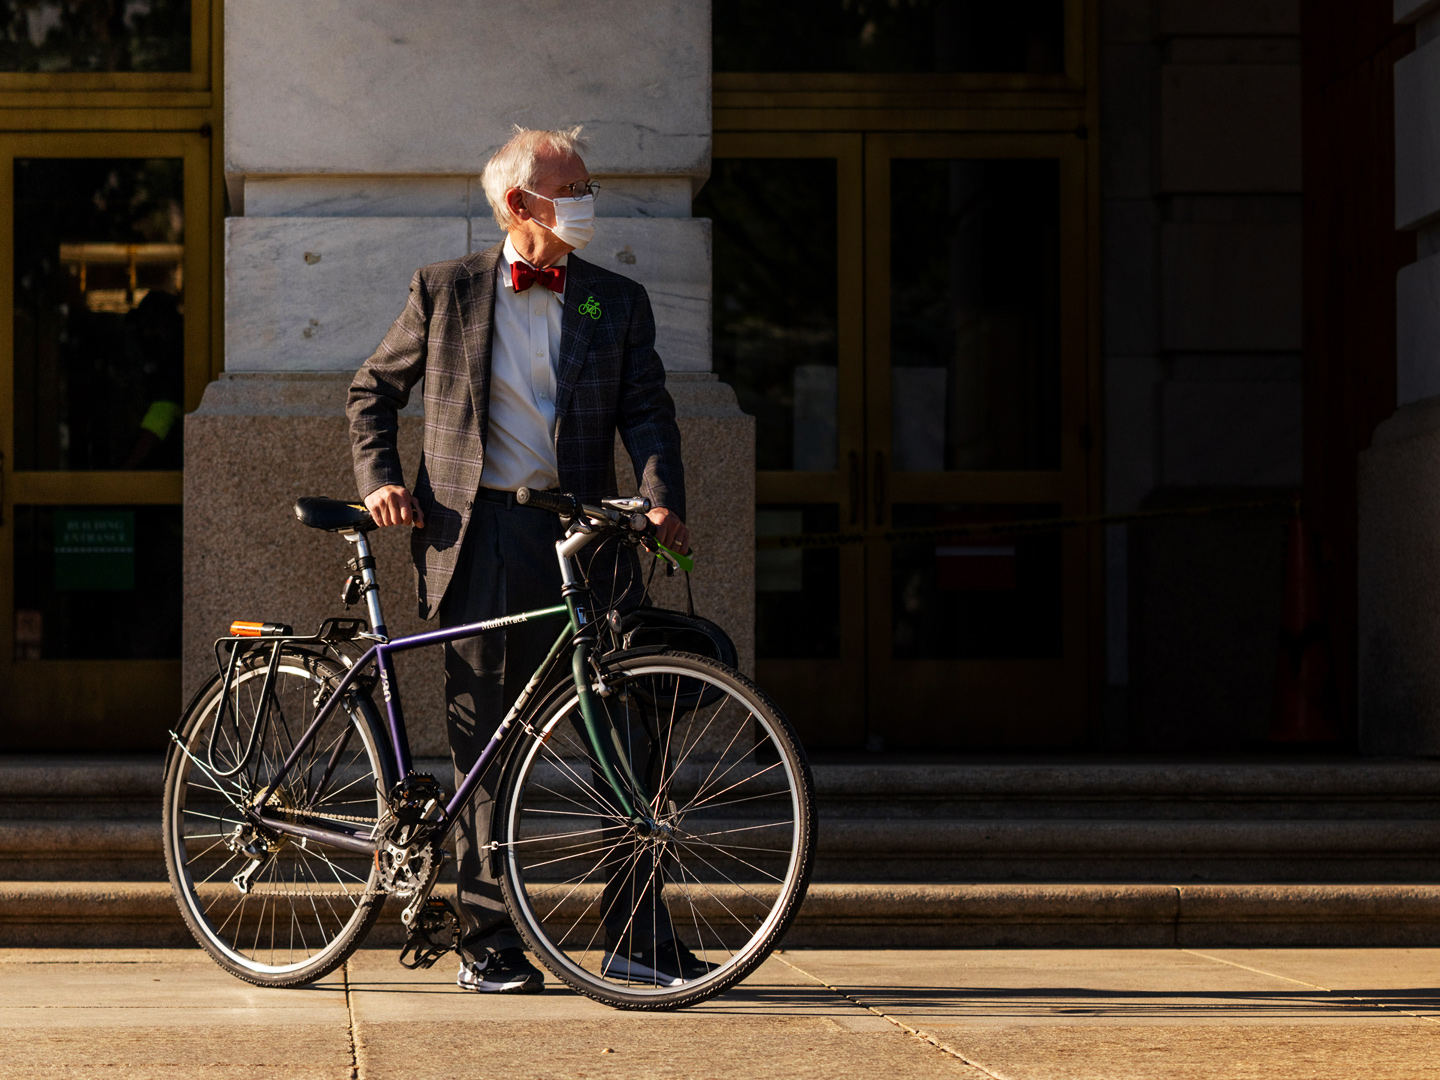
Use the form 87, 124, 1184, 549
481, 125, 588, 229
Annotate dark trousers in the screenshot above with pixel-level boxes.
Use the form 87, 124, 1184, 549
439, 498, 669, 961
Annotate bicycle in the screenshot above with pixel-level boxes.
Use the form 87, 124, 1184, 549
161, 488, 816, 1009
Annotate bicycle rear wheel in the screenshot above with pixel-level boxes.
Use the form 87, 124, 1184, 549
497, 651, 816, 1009
162, 647, 389, 987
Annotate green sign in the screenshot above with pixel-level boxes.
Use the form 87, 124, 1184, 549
54, 510, 135, 591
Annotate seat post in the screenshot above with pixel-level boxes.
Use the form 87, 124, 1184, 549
344, 530, 388, 638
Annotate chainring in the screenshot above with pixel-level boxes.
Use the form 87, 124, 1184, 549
375, 839, 434, 898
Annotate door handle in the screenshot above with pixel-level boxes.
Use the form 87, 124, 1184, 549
848, 450, 861, 526
873, 450, 886, 527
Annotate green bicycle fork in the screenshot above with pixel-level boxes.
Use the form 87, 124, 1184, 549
563, 605, 652, 826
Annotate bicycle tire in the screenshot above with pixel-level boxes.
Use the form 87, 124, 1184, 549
496, 651, 816, 1009
162, 646, 389, 987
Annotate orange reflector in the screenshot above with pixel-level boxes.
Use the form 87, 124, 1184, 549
229, 621, 264, 637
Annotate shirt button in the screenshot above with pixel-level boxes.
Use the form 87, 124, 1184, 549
534, 307, 543, 316
536, 350, 544, 357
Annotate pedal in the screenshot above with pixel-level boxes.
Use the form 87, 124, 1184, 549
397, 896, 458, 970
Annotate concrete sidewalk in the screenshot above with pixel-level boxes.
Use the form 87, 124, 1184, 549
3, 947, 1440, 1079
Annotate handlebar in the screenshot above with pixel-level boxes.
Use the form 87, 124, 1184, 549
516, 487, 694, 569
514, 487, 582, 518
516, 487, 650, 534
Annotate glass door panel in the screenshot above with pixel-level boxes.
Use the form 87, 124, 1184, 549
0, 0, 209, 91
704, 155, 842, 473
888, 157, 1061, 473
0, 131, 208, 750
699, 134, 866, 750
15, 156, 187, 471
0, 1, 192, 73
864, 133, 1091, 751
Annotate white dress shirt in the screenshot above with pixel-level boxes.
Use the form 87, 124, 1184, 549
480, 235, 568, 492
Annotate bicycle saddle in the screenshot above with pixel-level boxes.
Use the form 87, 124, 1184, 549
293, 496, 377, 533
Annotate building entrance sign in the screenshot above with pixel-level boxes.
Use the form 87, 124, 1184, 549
53, 509, 135, 591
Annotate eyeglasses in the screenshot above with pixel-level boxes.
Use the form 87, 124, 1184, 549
557, 180, 601, 199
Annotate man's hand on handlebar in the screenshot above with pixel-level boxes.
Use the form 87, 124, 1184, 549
364, 484, 425, 529
648, 507, 689, 554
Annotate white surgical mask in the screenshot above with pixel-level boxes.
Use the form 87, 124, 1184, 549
522, 190, 595, 251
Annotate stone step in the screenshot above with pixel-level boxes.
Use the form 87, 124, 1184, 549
6, 816, 1440, 883
9, 757, 1440, 816
0, 757, 160, 820
6, 881, 1440, 949
7, 757, 1440, 883
811, 760, 1440, 819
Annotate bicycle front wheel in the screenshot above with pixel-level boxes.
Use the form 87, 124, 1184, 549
162, 647, 389, 987
497, 651, 816, 1009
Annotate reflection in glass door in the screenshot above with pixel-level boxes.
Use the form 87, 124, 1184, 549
1, 133, 209, 750
867, 134, 1090, 750
697, 135, 866, 750
703, 131, 1094, 753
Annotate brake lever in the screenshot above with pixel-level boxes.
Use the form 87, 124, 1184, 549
640, 535, 695, 574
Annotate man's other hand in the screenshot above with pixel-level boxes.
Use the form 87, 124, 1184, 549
364, 484, 425, 529
648, 507, 689, 554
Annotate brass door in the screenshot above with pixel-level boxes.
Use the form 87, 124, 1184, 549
863, 133, 1091, 750
0, 131, 210, 750
705, 131, 1094, 752
703, 133, 868, 749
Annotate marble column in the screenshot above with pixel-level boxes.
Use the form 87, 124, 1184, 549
186, 0, 752, 754
1356, 0, 1440, 752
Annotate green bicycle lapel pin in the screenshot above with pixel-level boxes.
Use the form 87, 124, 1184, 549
578, 295, 601, 320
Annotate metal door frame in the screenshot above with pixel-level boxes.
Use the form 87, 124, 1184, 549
0, 130, 210, 748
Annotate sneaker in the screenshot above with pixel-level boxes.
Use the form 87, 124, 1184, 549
456, 947, 544, 994
602, 940, 720, 986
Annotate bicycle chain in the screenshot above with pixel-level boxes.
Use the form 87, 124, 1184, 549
234, 886, 384, 899
238, 787, 379, 828
271, 805, 379, 827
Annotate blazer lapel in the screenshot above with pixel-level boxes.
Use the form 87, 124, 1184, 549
555, 255, 602, 419
454, 244, 502, 446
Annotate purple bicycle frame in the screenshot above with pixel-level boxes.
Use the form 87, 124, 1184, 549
246, 602, 574, 855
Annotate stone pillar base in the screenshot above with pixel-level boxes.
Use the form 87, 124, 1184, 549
183, 372, 753, 756
1358, 397, 1440, 753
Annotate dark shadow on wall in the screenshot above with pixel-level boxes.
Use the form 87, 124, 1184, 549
1127, 488, 1293, 752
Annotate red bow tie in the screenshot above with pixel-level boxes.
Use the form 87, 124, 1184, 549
512, 262, 566, 294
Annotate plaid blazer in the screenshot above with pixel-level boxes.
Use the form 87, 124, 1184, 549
347, 243, 685, 620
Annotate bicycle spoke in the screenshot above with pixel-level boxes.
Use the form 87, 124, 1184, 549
669, 833, 786, 891
679, 759, 784, 818
500, 654, 813, 1006
531, 833, 636, 925
167, 654, 385, 981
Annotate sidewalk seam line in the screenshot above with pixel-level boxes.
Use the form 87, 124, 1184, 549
773, 952, 1004, 1079
342, 959, 360, 1080
1183, 948, 1440, 1027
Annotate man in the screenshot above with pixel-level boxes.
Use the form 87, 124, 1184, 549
348, 127, 697, 993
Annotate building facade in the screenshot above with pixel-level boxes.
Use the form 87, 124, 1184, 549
0, 0, 1430, 764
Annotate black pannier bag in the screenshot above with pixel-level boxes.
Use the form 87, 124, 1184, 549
580, 533, 738, 669
613, 605, 738, 668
